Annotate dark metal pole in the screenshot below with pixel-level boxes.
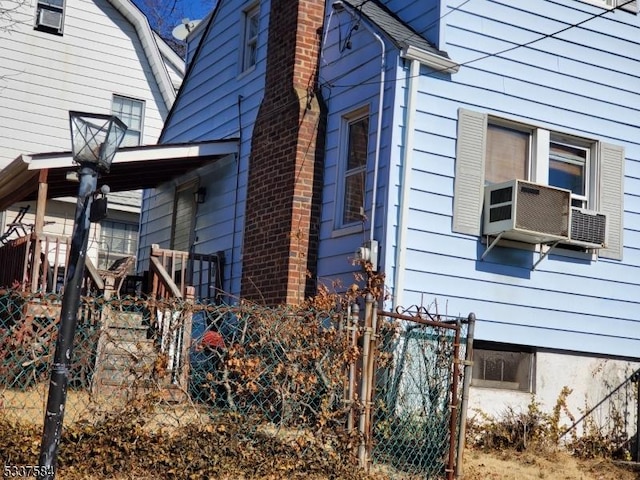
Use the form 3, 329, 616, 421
38, 164, 98, 479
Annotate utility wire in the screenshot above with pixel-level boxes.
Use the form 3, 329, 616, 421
322, 0, 637, 89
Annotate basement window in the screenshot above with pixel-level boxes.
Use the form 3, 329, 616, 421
471, 342, 534, 392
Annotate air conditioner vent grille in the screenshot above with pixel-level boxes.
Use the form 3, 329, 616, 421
514, 183, 570, 237
571, 208, 606, 247
37, 8, 62, 30
490, 186, 512, 205
489, 205, 512, 223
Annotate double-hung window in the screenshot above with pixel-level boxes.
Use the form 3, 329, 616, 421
548, 140, 589, 208
339, 110, 369, 228
112, 95, 144, 147
241, 4, 259, 72
35, 0, 65, 35
453, 108, 625, 260
485, 123, 594, 209
98, 221, 138, 272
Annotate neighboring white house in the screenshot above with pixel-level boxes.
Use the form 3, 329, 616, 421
0, 0, 184, 270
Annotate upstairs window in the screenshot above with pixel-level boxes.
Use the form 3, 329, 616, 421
485, 124, 530, 185
111, 95, 145, 147
548, 141, 589, 208
453, 108, 625, 260
339, 111, 369, 227
35, 0, 65, 35
242, 5, 259, 72
484, 123, 594, 209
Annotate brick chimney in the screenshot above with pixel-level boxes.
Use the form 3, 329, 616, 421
241, 0, 326, 305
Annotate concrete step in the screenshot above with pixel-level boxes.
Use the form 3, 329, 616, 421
100, 353, 155, 372
102, 339, 156, 356
109, 312, 145, 329
103, 326, 149, 342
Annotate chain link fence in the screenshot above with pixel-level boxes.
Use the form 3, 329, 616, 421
0, 288, 472, 479
371, 310, 471, 479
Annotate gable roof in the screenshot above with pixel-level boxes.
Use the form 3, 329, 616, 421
159, 2, 222, 142
108, 0, 184, 108
338, 0, 459, 72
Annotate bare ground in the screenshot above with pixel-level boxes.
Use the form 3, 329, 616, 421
463, 449, 639, 480
3, 386, 639, 479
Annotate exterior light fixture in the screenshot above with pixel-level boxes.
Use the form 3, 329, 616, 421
39, 112, 127, 479
195, 186, 207, 204
69, 111, 127, 172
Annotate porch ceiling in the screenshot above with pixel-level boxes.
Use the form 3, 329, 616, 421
0, 140, 239, 211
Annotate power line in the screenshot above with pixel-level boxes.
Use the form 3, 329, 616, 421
321, 0, 637, 89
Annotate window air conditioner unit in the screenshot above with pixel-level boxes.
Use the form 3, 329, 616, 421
568, 207, 607, 249
483, 179, 571, 244
37, 9, 63, 31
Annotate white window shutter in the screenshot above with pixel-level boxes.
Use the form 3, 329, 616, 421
618, 0, 638, 13
452, 109, 487, 235
598, 142, 625, 260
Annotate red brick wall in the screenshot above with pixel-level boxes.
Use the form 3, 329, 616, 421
241, 0, 326, 305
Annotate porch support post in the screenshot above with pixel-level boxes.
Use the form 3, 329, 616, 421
31, 169, 49, 292
35, 169, 49, 234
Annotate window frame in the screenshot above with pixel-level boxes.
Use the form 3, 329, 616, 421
241, 3, 260, 73
453, 108, 625, 260
485, 118, 599, 211
111, 95, 145, 147
335, 107, 370, 231
471, 342, 536, 393
34, 0, 65, 35
98, 220, 139, 272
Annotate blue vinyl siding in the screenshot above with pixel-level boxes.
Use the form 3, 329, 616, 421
318, 0, 640, 358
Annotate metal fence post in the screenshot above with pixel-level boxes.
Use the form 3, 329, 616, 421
456, 313, 475, 479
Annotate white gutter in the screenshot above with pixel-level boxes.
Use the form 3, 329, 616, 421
109, 0, 178, 108
401, 45, 460, 74
21, 140, 239, 169
368, 27, 385, 246
392, 59, 419, 310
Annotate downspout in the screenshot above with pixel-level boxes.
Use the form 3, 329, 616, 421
392, 59, 419, 309
367, 27, 385, 246
333, 1, 385, 245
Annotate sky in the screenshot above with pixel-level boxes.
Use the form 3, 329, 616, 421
132, 0, 214, 33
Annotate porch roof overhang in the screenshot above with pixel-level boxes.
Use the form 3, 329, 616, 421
0, 139, 239, 211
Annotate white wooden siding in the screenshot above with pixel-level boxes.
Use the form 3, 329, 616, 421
0, 0, 171, 167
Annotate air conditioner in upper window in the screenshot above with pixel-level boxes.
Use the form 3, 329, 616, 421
483, 179, 571, 244
568, 207, 607, 249
37, 9, 63, 31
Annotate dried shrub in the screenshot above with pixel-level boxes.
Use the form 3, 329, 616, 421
467, 387, 573, 453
